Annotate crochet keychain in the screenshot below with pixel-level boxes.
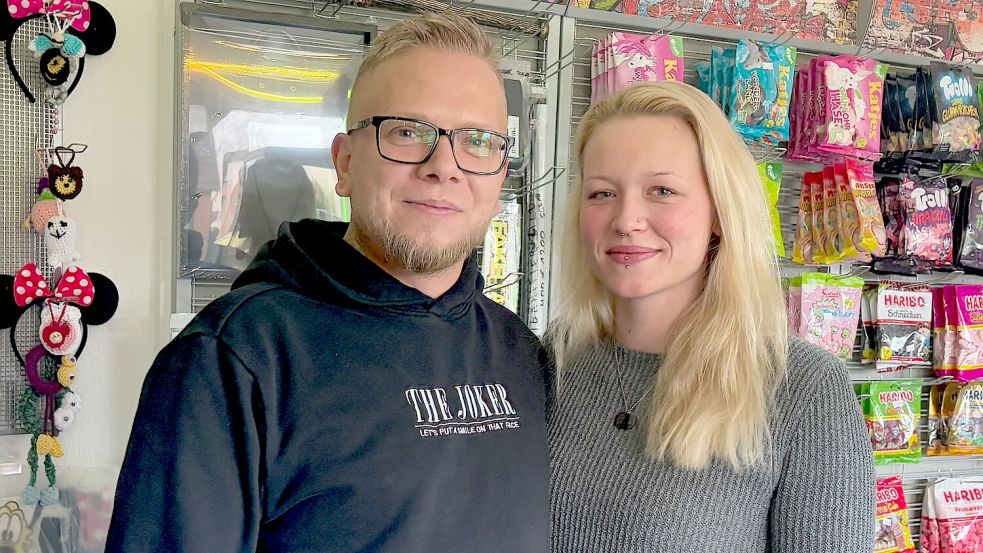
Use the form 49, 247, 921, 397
44, 145, 85, 200
0, 264, 117, 505
0, 0, 115, 104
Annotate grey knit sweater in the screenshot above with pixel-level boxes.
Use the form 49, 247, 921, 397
548, 337, 875, 552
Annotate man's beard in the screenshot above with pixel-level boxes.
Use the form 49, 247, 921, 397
350, 209, 492, 275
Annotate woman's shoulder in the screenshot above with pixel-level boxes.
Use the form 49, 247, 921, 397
783, 335, 853, 392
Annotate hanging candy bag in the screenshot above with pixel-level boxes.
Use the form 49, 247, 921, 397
846, 159, 887, 257
874, 476, 916, 552
875, 283, 932, 373
955, 285, 983, 382
935, 287, 950, 376
792, 174, 815, 264
798, 273, 862, 358
903, 177, 954, 270
927, 383, 948, 456
929, 62, 982, 162
862, 284, 878, 364
787, 276, 802, 335
957, 180, 983, 272
920, 477, 983, 553
862, 380, 922, 465
757, 161, 785, 257
834, 161, 867, 261
822, 166, 844, 262
946, 379, 983, 455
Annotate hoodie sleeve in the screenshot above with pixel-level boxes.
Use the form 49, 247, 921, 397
106, 334, 265, 553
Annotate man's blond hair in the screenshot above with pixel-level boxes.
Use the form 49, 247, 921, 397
351, 10, 500, 97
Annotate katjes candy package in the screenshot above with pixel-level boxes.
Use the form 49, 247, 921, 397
819, 56, 889, 161
860, 380, 922, 465
757, 161, 785, 257
921, 477, 983, 553
729, 40, 796, 145
875, 476, 916, 553
590, 32, 684, 104
875, 283, 933, 372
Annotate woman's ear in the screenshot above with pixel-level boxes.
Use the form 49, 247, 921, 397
79, 273, 118, 326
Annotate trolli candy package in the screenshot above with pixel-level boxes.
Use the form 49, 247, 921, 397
929, 62, 982, 162
921, 478, 983, 553
860, 380, 922, 465
903, 177, 954, 270
875, 283, 932, 373
874, 477, 916, 553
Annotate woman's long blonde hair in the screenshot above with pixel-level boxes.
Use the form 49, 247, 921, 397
548, 81, 789, 470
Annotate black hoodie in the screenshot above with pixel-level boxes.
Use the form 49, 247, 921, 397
106, 220, 550, 552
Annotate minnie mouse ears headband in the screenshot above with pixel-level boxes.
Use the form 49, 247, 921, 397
0, 263, 118, 363
0, 0, 116, 103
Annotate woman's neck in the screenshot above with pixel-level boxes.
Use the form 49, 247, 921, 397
613, 279, 703, 354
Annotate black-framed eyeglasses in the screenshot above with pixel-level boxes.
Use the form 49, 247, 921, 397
347, 115, 513, 176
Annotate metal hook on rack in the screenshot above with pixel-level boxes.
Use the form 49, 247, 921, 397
915, 269, 966, 286
542, 46, 577, 81
483, 272, 525, 294
828, 264, 872, 281
314, 1, 351, 19
502, 166, 567, 200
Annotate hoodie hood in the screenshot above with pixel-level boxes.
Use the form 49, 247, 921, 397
232, 219, 482, 319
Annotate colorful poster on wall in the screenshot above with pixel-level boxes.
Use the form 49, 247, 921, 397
863, 0, 983, 62
559, 0, 858, 44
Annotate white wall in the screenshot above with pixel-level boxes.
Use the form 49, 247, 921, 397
0, 0, 176, 495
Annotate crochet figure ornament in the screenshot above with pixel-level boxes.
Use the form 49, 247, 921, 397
0, 264, 117, 506
0, 0, 116, 104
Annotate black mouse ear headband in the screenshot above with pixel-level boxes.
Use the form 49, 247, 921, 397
0, 0, 116, 104
0, 263, 118, 366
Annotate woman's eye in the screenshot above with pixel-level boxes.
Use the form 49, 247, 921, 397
587, 190, 613, 200
650, 187, 675, 197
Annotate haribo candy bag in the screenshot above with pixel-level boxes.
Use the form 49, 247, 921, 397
875, 283, 932, 373
955, 285, 983, 382
946, 379, 983, 455
874, 476, 916, 553
861, 380, 922, 465
921, 477, 983, 553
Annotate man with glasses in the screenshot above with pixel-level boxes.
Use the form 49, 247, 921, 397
107, 10, 549, 553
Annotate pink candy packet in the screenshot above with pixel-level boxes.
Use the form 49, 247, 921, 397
934, 287, 949, 376
818, 55, 889, 161
921, 478, 983, 553
603, 33, 684, 99
955, 285, 983, 382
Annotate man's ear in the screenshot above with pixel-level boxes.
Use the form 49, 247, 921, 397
332, 132, 353, 198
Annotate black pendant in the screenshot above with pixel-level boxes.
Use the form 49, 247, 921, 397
613, 411, 635, 430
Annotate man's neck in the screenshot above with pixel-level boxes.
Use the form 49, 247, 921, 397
343, 230, 464, 300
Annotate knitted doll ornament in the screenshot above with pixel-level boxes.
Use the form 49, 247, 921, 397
0, 265, 117, 505
0, 1, 115, 104
43, 215, 81, 269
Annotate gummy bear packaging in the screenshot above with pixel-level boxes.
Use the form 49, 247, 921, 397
860, 380, 922, 465
902, 177, 953, 270
930, 61, 981, 162
846, 159, 887, 257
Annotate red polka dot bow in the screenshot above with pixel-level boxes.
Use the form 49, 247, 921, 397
6, 0, 91, 32
13, 263, 94, 308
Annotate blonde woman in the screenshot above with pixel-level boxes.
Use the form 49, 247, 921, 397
548, 81, 875, 552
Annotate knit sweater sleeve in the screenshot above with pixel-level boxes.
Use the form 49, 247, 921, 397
768, 352, 875, 552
